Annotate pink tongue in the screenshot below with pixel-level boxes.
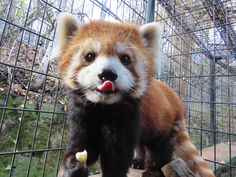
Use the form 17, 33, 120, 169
97, 81, 115, 92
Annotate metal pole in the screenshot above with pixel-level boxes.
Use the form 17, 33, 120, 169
209, 0, 217, 147
145, 0, 155, 23
209, 57, 216, 146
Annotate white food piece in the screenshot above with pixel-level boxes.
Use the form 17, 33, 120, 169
75, 150, 88, 162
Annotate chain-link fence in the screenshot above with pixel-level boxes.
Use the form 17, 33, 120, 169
0, 0, 236, 176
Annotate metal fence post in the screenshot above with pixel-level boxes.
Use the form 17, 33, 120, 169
145, 0, 155, 23
209, 57, 216, 146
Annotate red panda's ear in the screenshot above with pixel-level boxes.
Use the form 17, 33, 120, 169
140, 22, 163, 59
51, 12, 81, 59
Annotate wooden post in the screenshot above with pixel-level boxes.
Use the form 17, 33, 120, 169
161, 158, 195, 177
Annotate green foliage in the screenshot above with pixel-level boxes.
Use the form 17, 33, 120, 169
16, 0, 26, 17
0, 153, 61, 177
216, 118, 222, 128
0, 92, 68, 176
215, 157, 236, 177
88, 162, 99, 174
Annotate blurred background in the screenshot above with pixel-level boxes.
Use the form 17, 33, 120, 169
0, 0, 236, 176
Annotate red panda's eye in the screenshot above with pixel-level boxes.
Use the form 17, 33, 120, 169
85, 52, 96, 62
120, 54, 131, 65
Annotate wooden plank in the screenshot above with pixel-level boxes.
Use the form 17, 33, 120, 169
161, 158, 195, 177
89, 169, 143, 177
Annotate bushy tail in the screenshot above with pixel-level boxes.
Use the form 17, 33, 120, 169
175, 122, 215, 177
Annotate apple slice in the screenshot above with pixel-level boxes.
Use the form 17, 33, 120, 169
75, 150, 87, 162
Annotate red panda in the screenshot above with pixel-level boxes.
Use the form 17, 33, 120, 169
52, 13, 215, 177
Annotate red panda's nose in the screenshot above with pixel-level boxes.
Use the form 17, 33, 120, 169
98, 69, 118, 82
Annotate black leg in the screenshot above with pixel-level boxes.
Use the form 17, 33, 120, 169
100, 143, 134, 177
142, 137, 174, 177
58, 92, 99, 177
132, 143, 145, 169
99, 122, 138, 177
58, 135, 89, 177
58, 128, 100, 177
59, 93, 140, 177
58, 161, 88, 177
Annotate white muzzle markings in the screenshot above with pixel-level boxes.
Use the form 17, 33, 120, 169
77, 56, 135, 104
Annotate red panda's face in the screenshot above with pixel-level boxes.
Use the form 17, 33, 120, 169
68, 39, 147, 104
52, 13, 162, 104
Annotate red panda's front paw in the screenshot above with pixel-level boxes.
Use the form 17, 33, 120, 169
132, 158, 145, 169
57, 165, 88, 177
64, 154, 77, 169
58, 155, 88, 177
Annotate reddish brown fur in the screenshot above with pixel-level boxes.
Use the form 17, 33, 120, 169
141, 79, 214, 176
59, 21, 155, 81
58, 20, 215, 177
141, 78, 184, 136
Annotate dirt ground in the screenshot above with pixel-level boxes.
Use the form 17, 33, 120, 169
202, 142, 236, 168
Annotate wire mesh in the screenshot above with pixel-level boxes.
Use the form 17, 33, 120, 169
0, 0, 235, 176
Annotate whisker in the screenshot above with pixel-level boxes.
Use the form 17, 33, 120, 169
124, 46, 138, 50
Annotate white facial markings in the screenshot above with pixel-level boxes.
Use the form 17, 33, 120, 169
85, 90, 122, 104
63, 40, 101, 89
116, 41, 128, 53
132, 56, 148, 98
64, 51, 81, 88
66, 41, 149, 103
116, 42, 133, 58
77, 56, 135, 104
92, 41, 101, 53
116, 42, 149, 98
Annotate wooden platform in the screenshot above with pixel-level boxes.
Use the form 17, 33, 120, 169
89, 159, 194, 177
89, 143, 236, 177
89, 169, 142, 177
